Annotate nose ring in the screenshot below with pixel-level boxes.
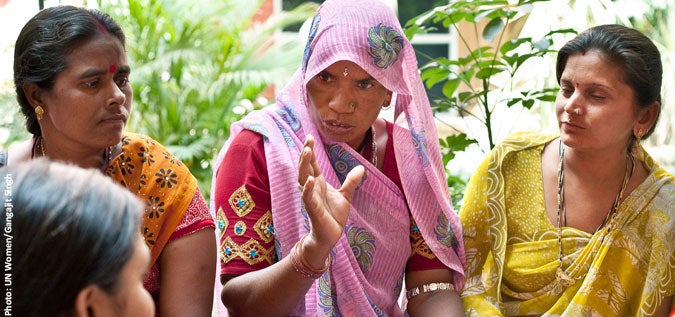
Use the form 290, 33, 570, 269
348, 102, 355, 109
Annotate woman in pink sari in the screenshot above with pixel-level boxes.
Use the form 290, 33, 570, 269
211, 0, 465, 315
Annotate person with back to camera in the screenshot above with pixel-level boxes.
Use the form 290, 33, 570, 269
459, 24, 674, 316
3, 5, 216, 316
1, 159, 153, 317
210, 0, 466, 315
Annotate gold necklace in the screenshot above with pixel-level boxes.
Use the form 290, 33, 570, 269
35, 136, 114, 172
554, 139, 634, 291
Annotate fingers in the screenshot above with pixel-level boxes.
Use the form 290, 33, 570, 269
298, 134, 319, 187
338, 165, 365, 202
300, 175, 316, 210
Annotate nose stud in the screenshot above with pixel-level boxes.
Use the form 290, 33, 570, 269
348, 102, 355, 109
574, 109, 580, 115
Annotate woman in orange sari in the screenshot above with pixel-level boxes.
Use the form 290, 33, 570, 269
4, 6, 216, 316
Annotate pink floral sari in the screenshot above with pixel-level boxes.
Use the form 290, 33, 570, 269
212, 0, 465, 315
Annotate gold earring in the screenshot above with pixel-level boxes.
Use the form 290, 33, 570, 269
382, 100, 391, 110
632, 128, 644, 155
35, 105, 45, 121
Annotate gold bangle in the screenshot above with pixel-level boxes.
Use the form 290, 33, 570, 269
290, 235, 331, 279
406, 282, 454, 300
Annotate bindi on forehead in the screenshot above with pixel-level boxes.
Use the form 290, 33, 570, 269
109, 64, 116, 74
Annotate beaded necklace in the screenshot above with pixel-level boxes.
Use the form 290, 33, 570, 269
370, 126, 378, 167
554, 139, 634, 291
355, 126, 377, 166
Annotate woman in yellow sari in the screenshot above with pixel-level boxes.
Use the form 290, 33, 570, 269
460, 24, 674, 316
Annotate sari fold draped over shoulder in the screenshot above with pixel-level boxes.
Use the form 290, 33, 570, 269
211, 0, 464, 314
460, 131, 675, 316
105, 132, 197, 266
215, 90, 463, 315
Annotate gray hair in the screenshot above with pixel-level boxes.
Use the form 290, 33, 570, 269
1, 159, 143, 316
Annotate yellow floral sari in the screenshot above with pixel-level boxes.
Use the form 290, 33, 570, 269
460, 132, 675, 316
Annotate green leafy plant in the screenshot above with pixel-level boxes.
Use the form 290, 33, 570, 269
0, 91, 28, 147
404, 0, 574, 208
98, 0, 316, 197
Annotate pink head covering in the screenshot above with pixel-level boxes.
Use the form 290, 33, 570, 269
212, 0, 465, 315
296, 0, 466, 282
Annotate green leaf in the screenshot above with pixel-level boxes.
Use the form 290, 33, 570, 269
421, 67, 451, 89
475, 66, 504, 79
442, 78, 461, 97
444, 134, 478, 151
499, 38, 531, 54
507, 98, 522, 107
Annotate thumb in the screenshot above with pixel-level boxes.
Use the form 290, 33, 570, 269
338, 165, 365, 201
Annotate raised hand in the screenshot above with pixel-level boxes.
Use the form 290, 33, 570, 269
297, 134, 365, 263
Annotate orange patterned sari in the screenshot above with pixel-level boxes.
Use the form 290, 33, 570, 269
105, 132, 197, 266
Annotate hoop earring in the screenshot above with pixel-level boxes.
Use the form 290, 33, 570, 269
35, 105, 45, 121
382, 100, 391, 110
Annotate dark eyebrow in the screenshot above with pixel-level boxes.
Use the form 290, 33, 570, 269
587, 82, 613, 91
117, 65, 131, 74
79, 69, 106, 79
318, 69, 333, 76
559, 78, 613, 91
79, 65, 131, 79
355, 76, 376, 82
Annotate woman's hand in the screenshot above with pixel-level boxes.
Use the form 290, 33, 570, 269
297, 134, 364, 265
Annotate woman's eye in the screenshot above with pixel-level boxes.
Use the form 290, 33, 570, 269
116, 77, 129, 86
358, 80, 374, 89
318, 72, 331, 82
85, 81, 99, 88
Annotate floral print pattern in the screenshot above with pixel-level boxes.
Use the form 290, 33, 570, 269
367, 23, 403, 69
326, 144, 366, 187
118, 153, 135, 175
346, 225, 376, 273
318, 266, 341, 316
302, 13, 321, 72
410, 124, 430, 167
155, 168, 178, 188
106, 132, 198, 266
436, 212, 459, 249
146, 195, 166, 219
276, 103, 302, 132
